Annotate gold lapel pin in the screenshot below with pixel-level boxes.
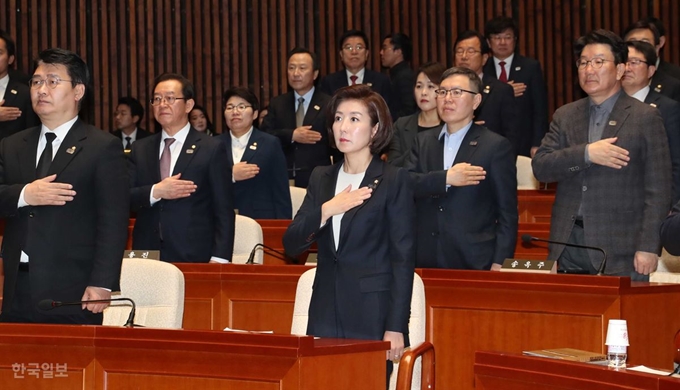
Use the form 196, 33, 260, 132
10, 89, 17, 95
66, 146, 76, 154
654, 84, 662, 92
249, 143, 257, 150
314, 105, 320, 111
366, 82, 373, 87
608, 120, 617, 126
483, 86, 491, 94
650, 103, 658, 108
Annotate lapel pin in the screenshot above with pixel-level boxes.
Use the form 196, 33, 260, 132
186, 149, 194, 154
367, 179, 380, 190
191, 144, 196, 149
654, 84, 662, 92
249, 143, 258, 150
10, 89, 17, 95
66, 146, 76, 154
469, 141, 478, 146
650, 103, 658, 108
608, 120, 617, 126
366, 82, 373, 87
314, 105, 320, 111
483, 85, 490, 94
515, 66, 521, 71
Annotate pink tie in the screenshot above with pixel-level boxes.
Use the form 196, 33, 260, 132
160, 138, 176, 179
498, 61, 508, 83
350, 75, 358, 85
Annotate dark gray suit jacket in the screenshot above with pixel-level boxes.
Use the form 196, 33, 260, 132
533, 92, 672, 275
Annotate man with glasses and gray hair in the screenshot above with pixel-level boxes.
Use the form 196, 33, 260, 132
532, 29, 671, 279
128, 73, 234, 264
0, 48, 129, 324
405, 66, 518, 270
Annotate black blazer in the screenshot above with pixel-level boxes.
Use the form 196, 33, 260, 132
661, 200, 680, 255
129, 128, 235, 263
483, 55, 548, 155
319, 69, 395, 116
389, 61, 417, 118
405, 124, 518, 269
387, 112, 443, 167
219, 128, 292, 219
0, 120, 129, 322
650, 69, 680, 103
283, 156, 415, 343
645, 89, 680, 204
476, 74, 520, 154
658, 60, 680, 82
260, 89, 335, 188
0, 76, 40, 141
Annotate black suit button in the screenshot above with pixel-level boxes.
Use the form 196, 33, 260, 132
438, 206, 444, 212
29, 212, 34, 218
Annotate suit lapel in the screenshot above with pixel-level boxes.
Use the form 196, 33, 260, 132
222, 134, 234, 166
508, 56, 523, 80
570, 99, 591, 147
337, 156, 383, 250
240, 129, 261, 162
476, 75, 493, 113
601, 94, 631, 140
48, 120, 86, 177
20, 128, 41, 182
3, 78, 21, 107
320, 165, 340, 256
453, 125, 483, 164
172, 128, 201, 175
427, 129, 445, 170
303, 90, 325, 125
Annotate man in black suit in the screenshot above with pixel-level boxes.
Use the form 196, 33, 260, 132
319, 30, 393, 114
623, 20, 680, 102
129, 73, 234, 263
483, 16, 548, 157
111, 96, 151, 151
261, 48, 335, 188
0, 48, 129, 324
0, 29, 39, 141
454, 30, 520, 154
405, 67, 518, 270
646, 18, 680, 81
622, 40, 680, 205
380, 33, 416, 118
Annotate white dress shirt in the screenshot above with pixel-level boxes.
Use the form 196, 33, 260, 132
0, 74, 9, 101
345, 68, 366, 85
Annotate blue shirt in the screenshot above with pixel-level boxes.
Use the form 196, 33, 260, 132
294, 87, 315, 116
439, 121, 473, 189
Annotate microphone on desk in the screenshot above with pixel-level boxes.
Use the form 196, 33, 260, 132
521, 234, 607, 275
246, 243, 300, 265
38, 298, 139, 327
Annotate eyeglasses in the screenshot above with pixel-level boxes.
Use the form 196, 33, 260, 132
626, 59, 648, 67
150, 96, 187, 106
343, 45, 366, 53
490, 34, 515, 42
576, 58, 614, 69
434, 88, 478, 98
29, 76, 73, 89
225, 104, 253, 112
455, 48, 482, 57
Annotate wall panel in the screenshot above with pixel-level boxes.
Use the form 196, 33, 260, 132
1, 0, 678, 134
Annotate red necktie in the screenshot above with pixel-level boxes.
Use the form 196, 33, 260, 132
498, 61, 508, 83
350, 75, 358, 85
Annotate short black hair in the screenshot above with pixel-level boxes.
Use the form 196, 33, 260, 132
574, 29, 628, 65
384, 33, 412, 61
645, 17, 666, 37
35, 48, 90, 88
454, 30, 490, 55
339, 29, 369, 51
0, 29, 16, 58
118, 96, 144, 124
222, 86, 260, 112
484, 16, 519, 39
287, 47, 320, 71
440, 66, 483, 94
622, 20, 661, 46
626, 40, 658, 66
153, 73, 195, 100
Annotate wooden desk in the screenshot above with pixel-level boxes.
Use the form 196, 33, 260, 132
417, 270, 680, 390
0, 324, 388, 390
474, 351, 680, 389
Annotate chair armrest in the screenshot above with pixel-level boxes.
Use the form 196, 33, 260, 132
395, 341, 435, 390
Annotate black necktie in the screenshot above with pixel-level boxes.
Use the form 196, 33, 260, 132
125, 136, 132, 150
36, 133, 57, 178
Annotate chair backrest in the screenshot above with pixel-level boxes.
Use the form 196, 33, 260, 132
103, 258, 185, 329
290, 186, 307, 218
290, 268, 426, 390
232, 215, 264, 264
657, 249, 680, 273
516, 155, 540, 190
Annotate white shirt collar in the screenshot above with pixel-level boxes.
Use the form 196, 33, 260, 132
41, 116, 78, 138
629, 85, 651, 102
294, 87, 315, 103
493, 53, 515, 67
230, 126, 254, 146
162, 122, 191, 145
346, 68, 366, 84
0, 74, 10, 100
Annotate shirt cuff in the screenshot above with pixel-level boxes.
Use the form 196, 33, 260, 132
210, 256, 231, 264
585, 145, 591, 164
149, 184, 161, 205
17, 185, 29, 208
